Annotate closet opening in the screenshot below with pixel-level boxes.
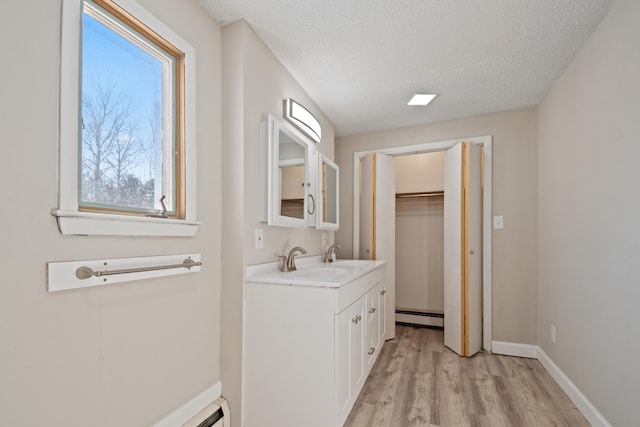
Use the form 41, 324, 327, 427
352, 135, 493, 352
394, 151, 446, 329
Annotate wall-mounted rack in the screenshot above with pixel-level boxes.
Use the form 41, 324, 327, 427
47, 253, 202, 292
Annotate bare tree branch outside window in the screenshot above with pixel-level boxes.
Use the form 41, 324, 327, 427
80, 79, 155, 210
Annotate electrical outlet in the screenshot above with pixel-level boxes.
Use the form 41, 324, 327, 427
322, 233, 327, 246
551, 324, 556, 344
255, 228, 264, 249
493, 215, 504, 229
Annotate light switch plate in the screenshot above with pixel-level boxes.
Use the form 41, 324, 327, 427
322, 233, 327, 246
493, 215, 504, 230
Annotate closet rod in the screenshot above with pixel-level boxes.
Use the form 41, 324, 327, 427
396, 191, 445, 199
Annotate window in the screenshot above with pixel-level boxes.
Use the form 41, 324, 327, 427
81, 0, 182, 216
55, 0, 199, 236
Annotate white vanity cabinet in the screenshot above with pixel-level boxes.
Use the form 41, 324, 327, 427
244, 262, 387, 427
334, 280, 387, 426
364, 284, 380, 370
334, 295, 365, 425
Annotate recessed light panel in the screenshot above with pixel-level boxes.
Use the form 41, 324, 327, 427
408, 94, 437, 106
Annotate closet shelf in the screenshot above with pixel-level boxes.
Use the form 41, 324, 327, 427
395, 191, 444, 199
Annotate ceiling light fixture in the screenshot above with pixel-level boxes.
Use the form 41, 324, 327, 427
408, 93, 437, 106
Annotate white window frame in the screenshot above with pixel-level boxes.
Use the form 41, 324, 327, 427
53, 0, 199, 236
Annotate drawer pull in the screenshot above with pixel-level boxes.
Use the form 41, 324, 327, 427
369, 308, 376, 314
368, 348, 375, 355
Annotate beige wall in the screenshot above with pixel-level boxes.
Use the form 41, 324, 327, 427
221, 21, 336, 425
395, 151, 445, 193
395, 152, 445, 312
537, 0, 640, 424
0, 1, 222, 426
336, 108, 538, 344
396, 197, 445, 312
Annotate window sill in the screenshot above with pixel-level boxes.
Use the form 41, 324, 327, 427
51, 209, 201, 237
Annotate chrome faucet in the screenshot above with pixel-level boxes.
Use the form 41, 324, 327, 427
323, 244, 341, 263
280, 246, 307, 272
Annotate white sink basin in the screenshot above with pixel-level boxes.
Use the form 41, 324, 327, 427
246, 258, 386, 287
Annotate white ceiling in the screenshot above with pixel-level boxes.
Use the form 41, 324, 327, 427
199, 0, 614, 137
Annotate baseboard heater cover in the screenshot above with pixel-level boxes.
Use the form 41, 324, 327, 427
183, 397, 230, 427
396, 308, 444, 329
395, 309, 444, 318
396, 321, 444, 330
197, 407, 223, 427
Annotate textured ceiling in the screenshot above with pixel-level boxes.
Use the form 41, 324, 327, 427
199, 0, 614, 137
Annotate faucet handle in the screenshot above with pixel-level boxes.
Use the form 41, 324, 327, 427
278, 255, 288, 272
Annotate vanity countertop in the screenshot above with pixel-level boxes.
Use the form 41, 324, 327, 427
245, 257, 386, 288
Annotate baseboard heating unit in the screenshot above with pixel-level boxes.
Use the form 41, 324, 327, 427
395, 308, 444, 329
182, 397, 230, 427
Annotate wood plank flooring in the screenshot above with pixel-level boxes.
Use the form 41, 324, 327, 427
344, 325, 590, 427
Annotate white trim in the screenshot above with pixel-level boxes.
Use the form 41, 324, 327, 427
52, 209, 200, 236
491, 341, 538, 359
151, 382, 222, 427
537, 348, 613, 427
488, 344, 613, 427
56, 0, 198, 236
352, 135, 493, 350
481, 140, 492, 352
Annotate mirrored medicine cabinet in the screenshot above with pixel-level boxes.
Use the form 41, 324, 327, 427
317, 153, 339, 230
262, 115, 339, 230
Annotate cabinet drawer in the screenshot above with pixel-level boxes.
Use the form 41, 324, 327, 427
334, 265, 385, 314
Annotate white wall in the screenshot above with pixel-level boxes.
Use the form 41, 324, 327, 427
336, 108, 538, 344
221, 20, 336, 425
537, 0, 640, 424
0, 1, 222, 426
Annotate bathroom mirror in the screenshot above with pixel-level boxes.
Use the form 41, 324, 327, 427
317, 153, 339, 230
266, 115, 311, 228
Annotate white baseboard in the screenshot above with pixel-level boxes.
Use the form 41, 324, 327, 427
152, 381, 222, 427
492, 342, 612, 427
537, 349, 612, 427
491, 341, 538, 358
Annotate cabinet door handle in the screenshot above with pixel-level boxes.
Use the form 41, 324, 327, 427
307, 194, 315, 215
380, 290, 386, 295
357, 315, 362, 321
369, 308, 376, 314
368, 348, 375, 355
352, 316, 358, 324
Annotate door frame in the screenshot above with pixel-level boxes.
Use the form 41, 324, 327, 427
352, 136, 493, 351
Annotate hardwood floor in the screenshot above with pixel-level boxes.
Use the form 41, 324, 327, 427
344, 325, 590, 427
